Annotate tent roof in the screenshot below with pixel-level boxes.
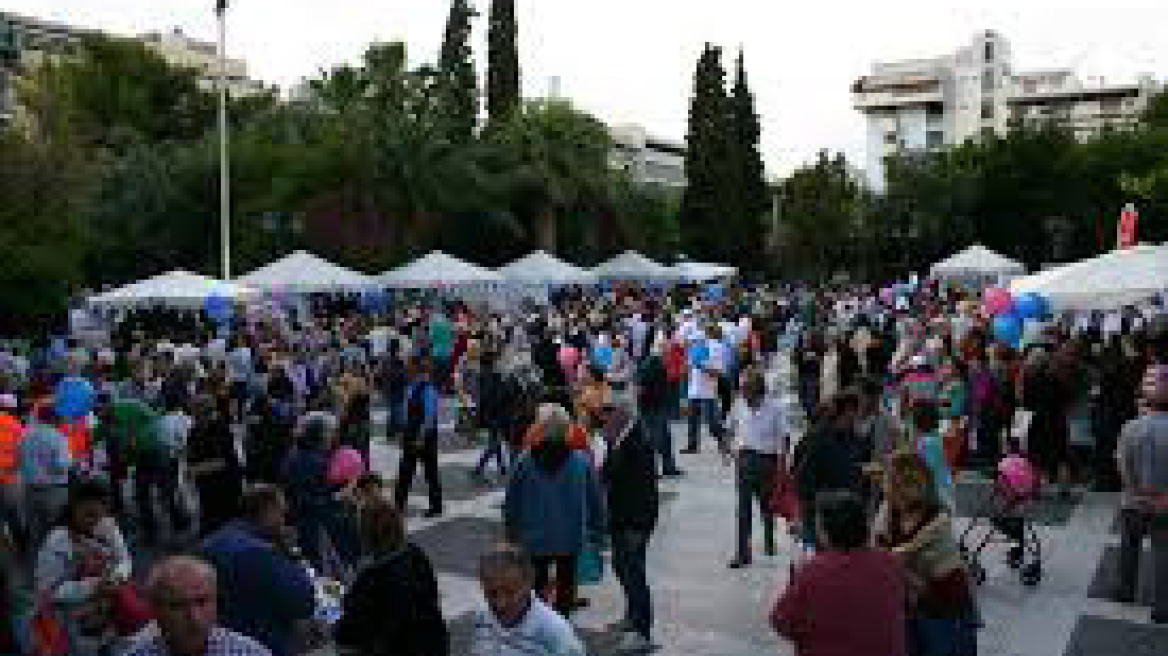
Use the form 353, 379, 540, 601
497, 250, 596, 285
592, 251, 677, 281
236, 251, 372, 293
89, 270, 256, 309
378, 251, 502, 288
930, 244, 1025, 277
673, 261, 738, 282
1009, 244, 1168, 311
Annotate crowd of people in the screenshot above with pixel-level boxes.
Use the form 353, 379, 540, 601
0, 278, 1162, 656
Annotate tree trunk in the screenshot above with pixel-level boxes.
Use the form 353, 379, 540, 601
536, 206, 557, 253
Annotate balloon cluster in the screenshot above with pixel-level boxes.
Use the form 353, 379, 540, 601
984, 289, 1048, 346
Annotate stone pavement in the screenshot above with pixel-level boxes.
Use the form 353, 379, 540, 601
364, 397, 1168, 656
367, 426, 1166, 656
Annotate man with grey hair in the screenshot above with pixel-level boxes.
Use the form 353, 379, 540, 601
469, 546, 586, 656
122, 555, 271, 656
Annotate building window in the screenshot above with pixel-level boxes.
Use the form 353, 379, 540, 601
1100, 97, 1122, 113
926, 130, 944, 149
884, 132, 898, 145
982, 69, 995, 93
984, 40, 994, 63
980, 126, 996, 141
981, 101, 995, 120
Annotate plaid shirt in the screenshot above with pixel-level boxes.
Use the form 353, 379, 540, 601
122, 625, 272, 656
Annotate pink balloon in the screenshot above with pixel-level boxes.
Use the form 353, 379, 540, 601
983, 287, 1015, 316
558, 346, 580, 370
327, 447, 366, 486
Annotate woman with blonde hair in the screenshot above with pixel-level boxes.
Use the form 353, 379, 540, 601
876, 451, 978, 656
335, 496, 448, 655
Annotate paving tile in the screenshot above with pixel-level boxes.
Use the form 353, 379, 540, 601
410, 515, 507, 579
1062, 615, 1168, 656
1086, 546, 1156, 606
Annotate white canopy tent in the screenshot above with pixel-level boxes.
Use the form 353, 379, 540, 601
378, 251, 502, 288
89, 270, 257, 309
673, 261, 738, 282
1009, 244, 1168, 311
592, 251, 678, 281
930, 244, 1025, 279
236, 250, 373, 293
497, 251, 596, 285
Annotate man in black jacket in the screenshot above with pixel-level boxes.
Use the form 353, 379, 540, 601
600, 403, 660, 653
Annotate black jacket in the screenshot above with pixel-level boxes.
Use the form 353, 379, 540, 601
334, 542, 449, 656
601, 421, 660, 532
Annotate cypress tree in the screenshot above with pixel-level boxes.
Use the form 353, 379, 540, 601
487, 0, 521, 125
730, 49, 769, 269
681, 43, 733, 262
437, 0, 479, 144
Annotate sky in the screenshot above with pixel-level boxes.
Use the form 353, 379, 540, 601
12, 1, 1168, 176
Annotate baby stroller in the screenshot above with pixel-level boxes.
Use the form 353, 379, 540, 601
958, 452, 1044, 587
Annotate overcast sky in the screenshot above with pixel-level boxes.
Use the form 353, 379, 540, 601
13, 1, 1168, 175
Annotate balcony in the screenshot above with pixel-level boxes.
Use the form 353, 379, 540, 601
853, 86, 944, 110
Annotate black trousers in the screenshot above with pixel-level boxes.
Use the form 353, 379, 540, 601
532, 554, 578, 617
394, 430, 442, 513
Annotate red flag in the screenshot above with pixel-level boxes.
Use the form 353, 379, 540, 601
1118, 203, 1139, 249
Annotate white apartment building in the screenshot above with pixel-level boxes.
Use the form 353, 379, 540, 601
853, 30, 1161, 190
609, 123, 686, 188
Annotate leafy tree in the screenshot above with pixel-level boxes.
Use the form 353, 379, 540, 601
35, 34, 215, 148
486, 0, 521, 125
0, 129, 91, 334
437, 0, 479, 144
680, 44, 733, 263
729, 49, 769, 271
487, 99, 612, 253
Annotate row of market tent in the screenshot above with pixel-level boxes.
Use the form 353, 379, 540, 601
931, 242, 1168, 311
89, 250, 738, 308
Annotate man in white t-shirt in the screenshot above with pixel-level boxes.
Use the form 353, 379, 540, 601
683, 327, 727, 455
469, 548, 586, 656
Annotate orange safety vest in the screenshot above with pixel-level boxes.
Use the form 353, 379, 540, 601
0, 413, 24, 485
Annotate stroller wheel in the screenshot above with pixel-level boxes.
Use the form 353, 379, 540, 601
1007, 546, 1024, 570
1021, 563, 1042, 587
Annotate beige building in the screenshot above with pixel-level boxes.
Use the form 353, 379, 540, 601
0, 11, 269, 123
140, 28, 270, 98
852, 30, 1161, 190
609, 123, 686, 188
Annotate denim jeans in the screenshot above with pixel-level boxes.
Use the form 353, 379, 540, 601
474, 425, 510, 476
611, 529, 653, 640
642, 410, 678, 474
909, 615, 978, 656
686, 398, 725, 451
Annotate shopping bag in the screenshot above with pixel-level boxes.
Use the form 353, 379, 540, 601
768, 466, 801, 524
576, 542, 605, 586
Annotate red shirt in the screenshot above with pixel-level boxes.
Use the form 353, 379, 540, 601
772, 549, 908, 656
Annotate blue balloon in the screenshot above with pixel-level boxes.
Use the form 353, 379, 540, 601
992, 314, 1023, 346
204, 294, 233, 324
1014, 293, 1048, 320
592, 345, 613, 371
705, 284, 724, 301
55, 376, 94, 419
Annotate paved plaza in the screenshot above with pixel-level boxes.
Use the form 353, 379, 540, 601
359, 350, 1168, 656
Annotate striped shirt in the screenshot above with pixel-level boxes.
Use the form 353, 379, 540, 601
1138, 364, 1165, 416
122, 625, 272, 656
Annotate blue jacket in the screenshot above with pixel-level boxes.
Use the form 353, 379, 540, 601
201, 521, 315, 656
504, 451, 606, 556
402, 381, 439, 434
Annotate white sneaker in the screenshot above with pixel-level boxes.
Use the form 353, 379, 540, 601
613, 630, 655, 654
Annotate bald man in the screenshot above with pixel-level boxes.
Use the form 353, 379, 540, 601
121, 556, 272, 656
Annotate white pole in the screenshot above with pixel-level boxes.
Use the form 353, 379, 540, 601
217, 7, 231, 280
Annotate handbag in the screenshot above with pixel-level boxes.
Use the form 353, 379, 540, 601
768, 464, 801, 524
108, 583, 152, 636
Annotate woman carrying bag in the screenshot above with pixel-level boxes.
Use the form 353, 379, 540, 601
32, 479, 149, 656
